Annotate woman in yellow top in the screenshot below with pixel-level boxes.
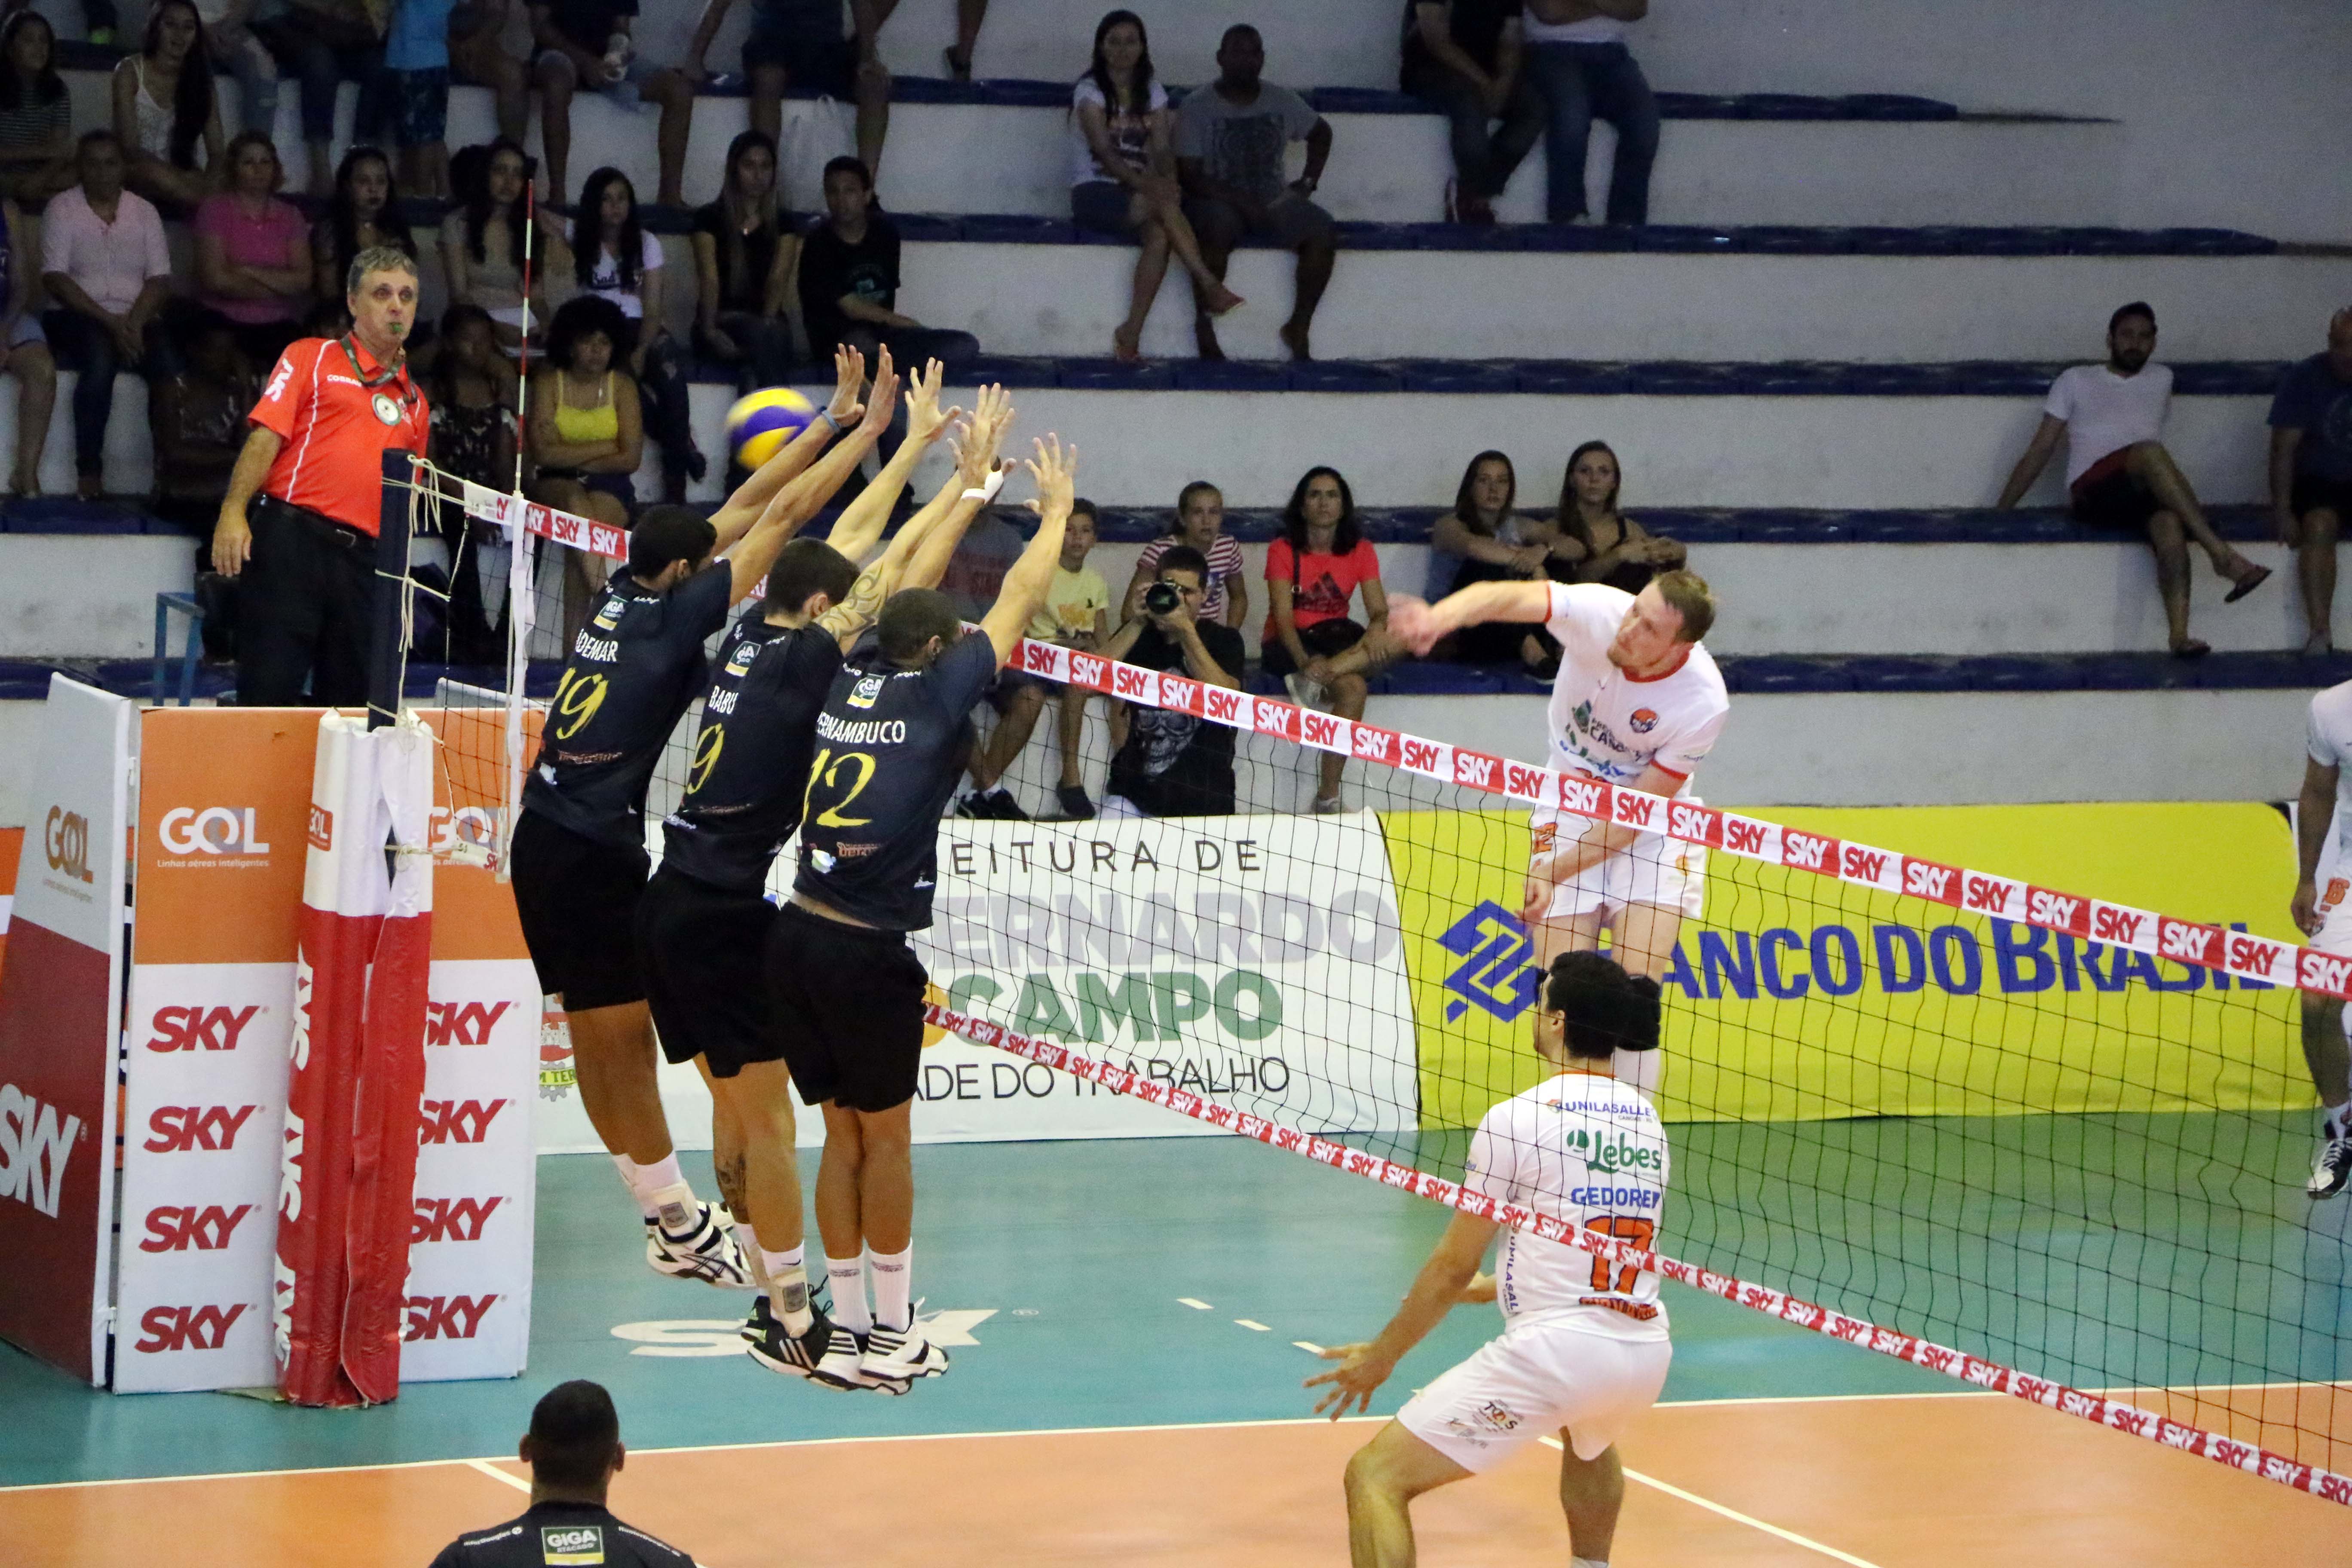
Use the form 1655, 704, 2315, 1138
528, 295, 643, 643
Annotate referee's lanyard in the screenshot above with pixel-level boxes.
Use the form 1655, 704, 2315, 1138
340, 333, 419, 425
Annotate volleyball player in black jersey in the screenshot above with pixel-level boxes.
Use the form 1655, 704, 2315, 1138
636, 377, 1018, 1390
509, 346, 900, 1286
770, 435, 1078, 1386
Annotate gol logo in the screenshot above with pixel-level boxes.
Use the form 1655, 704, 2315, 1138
135, 1302, 248, 1353
157, 807, 271, 858
43, 805, 93, 884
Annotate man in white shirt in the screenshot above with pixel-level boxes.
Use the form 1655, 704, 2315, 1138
1393, 570, 1727, 1094
1997, 301, 2269, 657
1308, 950, 1671, 1568
2289, 678, 2352, 1198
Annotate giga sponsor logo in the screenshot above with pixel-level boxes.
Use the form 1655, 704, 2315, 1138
0, 1084, 81, 1217
43, 805, 92, 884
157, 806, 272, 860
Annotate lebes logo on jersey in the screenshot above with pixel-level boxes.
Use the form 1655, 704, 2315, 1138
156, 806, 273, 861
0, 1083, 81, 1217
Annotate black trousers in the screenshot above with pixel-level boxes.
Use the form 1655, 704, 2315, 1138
236, 496, 377, 707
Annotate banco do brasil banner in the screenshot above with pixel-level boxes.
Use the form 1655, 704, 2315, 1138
1381, 802, 2303, 1126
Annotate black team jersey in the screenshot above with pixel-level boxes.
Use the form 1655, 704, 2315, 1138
522, 565, 735, 851
658, 618, 845, 891
794, 634, 998, 931
428, 1501, 695, 1567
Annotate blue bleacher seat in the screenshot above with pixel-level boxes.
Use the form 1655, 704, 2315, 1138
1412, 225, 1528, 252
0, 661, 58, 700
1847, 227, 1969, 256
1057, 360, 1176, 391
1306, 87, 1424, 115
1510, 361, 1634, 395
1739, 94, 1848, 120
5, 500, 148, 534
1638, 509, 1743, 544
2153, 227, 2278, 256
1838, 94, 1960, 121
1740, 226, 1859, 255
1635, 226, 1740, 254
1946, 360, 2059, 396
891, 212, 964, 242
884, 74, 974, 104
1719, 656, 1859, 693
1392, 360, 1522, 394
978, 78, 1076, 108
1093, 508, 1162, 542
1734, 510, 1852, 542
1626, 361, 1749, 394
2054, 227, 2144, 256
959, 214, 1075, 245
1654, 92, 1749, 119
1289, 361, 1403, 393
960, 355, 1063, 388
1963, 657, 2084, 692
2171, 362, 2287, 396
1850, 657, 1973, 692
1515, 224, 1639, 253
1171, 361, 1293, 392
1384, 664, 1508, 696
1332, 222, 1424, 251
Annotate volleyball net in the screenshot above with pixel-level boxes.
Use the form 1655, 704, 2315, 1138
364, 451, 2347, 1500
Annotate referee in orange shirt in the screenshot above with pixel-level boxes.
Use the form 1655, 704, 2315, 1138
211, 245, 433, 707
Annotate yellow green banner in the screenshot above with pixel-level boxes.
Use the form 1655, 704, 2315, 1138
1378, 803, 2306, 1127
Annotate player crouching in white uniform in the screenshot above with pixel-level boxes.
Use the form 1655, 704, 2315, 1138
2290, 677, 2352, 1197
1307, 952, 1672, 1568
1393, 573, 1726, 1097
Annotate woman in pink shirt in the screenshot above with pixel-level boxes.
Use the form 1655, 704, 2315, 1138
190, 130, 309, 368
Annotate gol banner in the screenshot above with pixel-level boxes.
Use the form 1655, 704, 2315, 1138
1379, 803, 2304, 1127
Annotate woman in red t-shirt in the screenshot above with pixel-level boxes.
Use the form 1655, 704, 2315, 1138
1264, 464, 1396, 812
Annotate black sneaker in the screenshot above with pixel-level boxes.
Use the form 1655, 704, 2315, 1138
965, 787, 1028, 821
742, 1296, 836, 1379
812, 1324, 912, 1395
2309, 1125, 2352, 1199
1057, 784, 1095, 820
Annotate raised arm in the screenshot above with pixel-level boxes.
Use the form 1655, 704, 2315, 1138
1305, 1210, 1498, 1418
1996, 413, 2067, 509
901, 383, 1017, 592
823, 357, 959, 565
2296, 755, 2340, 934
707, 344, 870, 550
724, 354, 901, 603
979, 436, 1078, 668
1387, 577, 1556, 655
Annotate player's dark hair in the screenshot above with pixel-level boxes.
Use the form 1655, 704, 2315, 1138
1176, 479, 1221, 516
1084, 10, 1155, 116
1156, 544, 1209, 584
527, 1380, 620, 1492
1069, 497, 1099, 526
573, 166, 645, 293
458, 137, 538, 271
1556, 440, 1623, 557
876, 587, 962, 665
1545, 952, 1662, 1060
628, 506, 716, 580
823, 155, 874, 191
548, 294, 632, 372
327, 146, 417, 289
720, 130, 782, 300
143, 0, 215, 171
2109, 300, 2156, 335
1280, 466, 1360, 555
428, 303, 498, 407
0, 11, 63, 115
1219, 22, 1262, 50
1450, 449, 1517, 536
763, 538, 858, 618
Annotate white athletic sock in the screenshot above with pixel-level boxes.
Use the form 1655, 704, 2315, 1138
2326, 1101, 2349, 1138
762, 1246, 812, 1335
1572, 1558, 1608, 1568
870, 1244, 913, 1333
611, 1155, 658, 1221
827, 1254, 871, 1335
735, 1223, 766, 1286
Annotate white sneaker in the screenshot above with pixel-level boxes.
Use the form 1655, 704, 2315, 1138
1283, 673, 1327, 711
645, 1199, 756, 1287
1311, 794, 1345, 815
811, 1324, 912, 1395
863, 1320, 951, 1381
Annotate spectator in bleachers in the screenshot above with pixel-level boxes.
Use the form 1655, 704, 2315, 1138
1124, 478, 1248, 631
1176, 24, 1334, 364
685, 0, 891, 183
690, 129, 797, 393
960, 498, 1110, 822
1070, 9, 1240, 364
1263, 465, 1394, 813
312, 146, 418, 318
1428, 448, 1564, 669
196, 0, 280, 138
190, 130, 309, 371
2270, 310, 2352, 656
371, 0, 457, 199
114, 0, 222, 211
528, 0, 698, 209
1556, 439, 1679, 592
427, 302, 518, 660
1101, 543, 1246, 819
799, 154, 978, 374
448, 0, 530, 148
1997, 301, 2269, 658
41, 130, 170, 501
0, 12, 77, 205
255, 0, 385, 197
866, 0, 986, 83
1523, 0, 1658, 227
1403, 0, 1543, 226
0, 188, 52, 498
442, 137, 545, 358
148, 311, 254, 537
529, 293, 640, 640
561, 164, 702, 499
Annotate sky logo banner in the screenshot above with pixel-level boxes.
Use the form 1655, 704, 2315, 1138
1381, 803, 2305, 1127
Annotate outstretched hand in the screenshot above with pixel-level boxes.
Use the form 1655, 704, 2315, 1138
1304, 1342, 1393, 1419
1023, 433, 1077, 519
902, 358, 961, 448
955, 383, 1015, 487
858, 346, 900, 436
826, 345, 866, 425
1387, 596, 1444, 656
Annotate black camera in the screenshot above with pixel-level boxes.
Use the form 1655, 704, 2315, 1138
1143, 581, 1182, 616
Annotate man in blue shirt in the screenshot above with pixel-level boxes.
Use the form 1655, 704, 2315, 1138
2271, 309, 2352, 655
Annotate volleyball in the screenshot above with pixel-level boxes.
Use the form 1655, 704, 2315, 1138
725, 386, 820, 469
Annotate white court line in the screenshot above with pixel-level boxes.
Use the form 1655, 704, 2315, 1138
465, 1459, 530, 1494
1177, 1298, 1213, 1310
1540, 1437, 1883, 1566
1294, 1341, 1327, 1355
1235, 1319, 1272, 1332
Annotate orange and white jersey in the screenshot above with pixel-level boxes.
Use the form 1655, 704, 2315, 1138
2307, 680, 2352, 925
1542, 582, 1727, 791
1463, 1071, 1671, 1343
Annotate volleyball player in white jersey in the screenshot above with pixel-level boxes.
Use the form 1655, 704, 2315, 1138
2289, 677, 2352, 1197
1393, 572, 1727, 1093
1308, 951, 1671, 1568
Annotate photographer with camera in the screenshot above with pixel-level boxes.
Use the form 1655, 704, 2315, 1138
1100, 544, 1246, 818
